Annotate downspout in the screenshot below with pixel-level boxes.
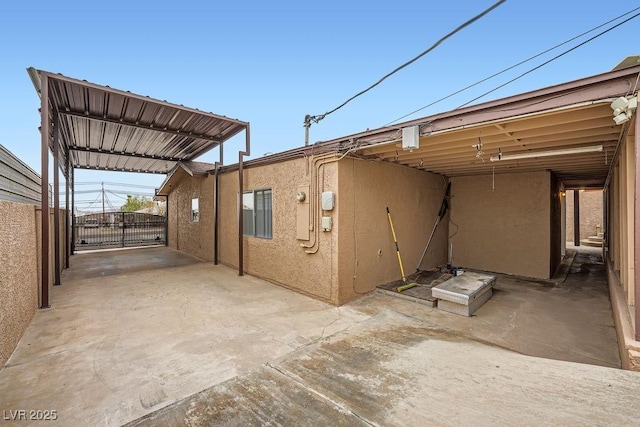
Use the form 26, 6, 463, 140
165, 194, 169, 247
238, 123, 251, 276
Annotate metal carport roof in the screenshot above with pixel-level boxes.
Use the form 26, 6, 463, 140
27, 68, 247, 175
28, 68, 250, 308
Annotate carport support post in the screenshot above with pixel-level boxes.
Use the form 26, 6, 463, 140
65, 149, 70, 268
40, 73, 50, 308
573, 190, 580, 246
53, 111, 61, 286
71, 167, 75, 255
213, 163, 219, 265
635, 113, 640, 341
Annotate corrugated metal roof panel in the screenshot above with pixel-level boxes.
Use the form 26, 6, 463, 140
29, 68, 247, 176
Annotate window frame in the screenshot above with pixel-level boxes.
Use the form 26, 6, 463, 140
242, 188, 272, 239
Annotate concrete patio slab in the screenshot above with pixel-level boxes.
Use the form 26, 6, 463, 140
0, 251, 369, 426
358, 250, 620, 368
0, 247, 627, 426
129, 311, 640, 427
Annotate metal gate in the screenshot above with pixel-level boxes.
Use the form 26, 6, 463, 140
74, 212, 166, 251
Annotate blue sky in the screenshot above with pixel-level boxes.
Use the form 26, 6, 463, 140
1, 1, 639, 209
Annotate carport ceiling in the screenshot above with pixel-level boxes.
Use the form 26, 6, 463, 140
360, 102, 620, 187
27, 68, 247, 175
348, 63, 640, 189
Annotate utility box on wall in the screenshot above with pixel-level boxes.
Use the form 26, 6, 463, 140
321, 191, 335, 211
321, 216, 332, 232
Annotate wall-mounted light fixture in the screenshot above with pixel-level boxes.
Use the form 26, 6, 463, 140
490, 145, 603, 162
296, 191, 306, 202
611, 95, 637, 125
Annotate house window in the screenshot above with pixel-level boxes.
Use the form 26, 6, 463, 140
243, 189, 272, 238
191, 198, 199, 222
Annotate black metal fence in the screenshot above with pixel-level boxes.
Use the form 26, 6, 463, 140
74, 212, 166, 251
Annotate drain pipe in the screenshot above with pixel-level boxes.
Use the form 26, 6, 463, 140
238, 123, 251, 276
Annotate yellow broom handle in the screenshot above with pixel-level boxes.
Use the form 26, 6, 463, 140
386, 207, 407, 282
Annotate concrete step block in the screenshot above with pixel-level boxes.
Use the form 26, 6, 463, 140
438, 288, 493, 317
580, 239, 602, 247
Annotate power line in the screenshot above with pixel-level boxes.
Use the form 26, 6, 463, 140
456, 10, 640, 109
101, 181, 158, 189
58, 181, 158, 189
304, 0, 507, 133
383, 6, 640, 126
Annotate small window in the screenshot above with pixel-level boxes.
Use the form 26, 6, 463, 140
191, 198, 199, 222
243, 189, 272, 239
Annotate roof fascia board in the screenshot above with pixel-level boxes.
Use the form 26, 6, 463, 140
156, 164, 200, 196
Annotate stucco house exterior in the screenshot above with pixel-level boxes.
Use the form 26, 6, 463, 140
157, 59, 640, 369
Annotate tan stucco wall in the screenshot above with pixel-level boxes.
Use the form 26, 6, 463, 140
606, 116, 638, 370
337, 159, 449, 303
166, 169, 215, 261
450, 171, 552, 279
566, 190, 603, 242
218, 157, 340, 304
0, 201, 39, 366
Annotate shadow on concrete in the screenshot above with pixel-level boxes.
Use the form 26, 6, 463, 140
62, 246, 204, 282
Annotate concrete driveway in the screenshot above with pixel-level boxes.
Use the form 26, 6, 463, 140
1, 247, 637, 426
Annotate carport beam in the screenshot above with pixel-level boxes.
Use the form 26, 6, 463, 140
40, 73, 50, 308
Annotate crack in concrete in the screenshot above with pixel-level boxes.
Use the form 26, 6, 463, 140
319, 307, 342, 339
